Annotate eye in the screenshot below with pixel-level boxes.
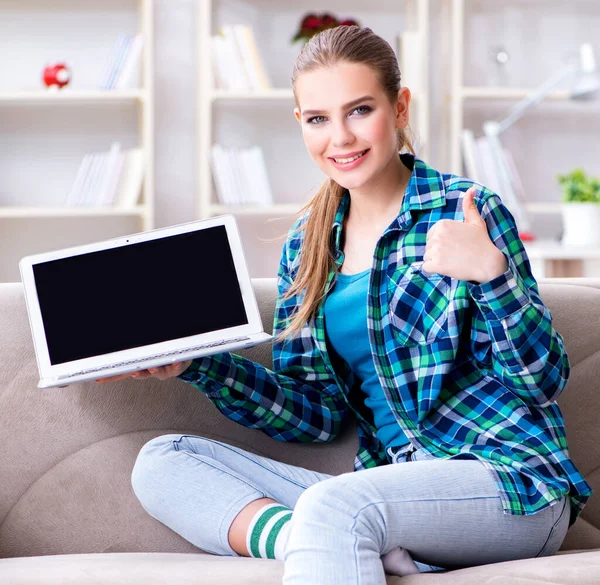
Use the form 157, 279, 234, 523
351, 105, 372, 116
307, 115, 327, 125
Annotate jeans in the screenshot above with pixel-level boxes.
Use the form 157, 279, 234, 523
131, 435, 570, 585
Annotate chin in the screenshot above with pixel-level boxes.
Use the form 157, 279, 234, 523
330, 172, 374, 191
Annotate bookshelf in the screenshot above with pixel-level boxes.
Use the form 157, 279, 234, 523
0, 0, 154, 282
197, 0, 432, 277
447, 0, 600, 276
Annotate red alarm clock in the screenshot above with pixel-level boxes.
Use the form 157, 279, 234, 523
42, 63, 72, 89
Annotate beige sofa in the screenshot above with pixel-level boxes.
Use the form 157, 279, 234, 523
1, 278, 600, 584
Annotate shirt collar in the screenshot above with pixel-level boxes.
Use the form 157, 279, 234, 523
331, 153, 447, 254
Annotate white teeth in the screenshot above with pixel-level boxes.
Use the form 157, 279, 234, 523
333, 151, 365, 164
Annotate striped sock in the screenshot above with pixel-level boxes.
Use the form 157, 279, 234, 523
246, 503, 293, 560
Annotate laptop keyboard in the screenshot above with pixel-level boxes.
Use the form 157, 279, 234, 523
59, 336, 250, 380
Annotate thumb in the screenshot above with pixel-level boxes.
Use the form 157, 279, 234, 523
462, 187, 484, 225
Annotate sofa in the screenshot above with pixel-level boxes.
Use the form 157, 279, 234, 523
1, 277, 600, 585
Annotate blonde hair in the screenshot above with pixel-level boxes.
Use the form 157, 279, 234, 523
275, 26, 414, 343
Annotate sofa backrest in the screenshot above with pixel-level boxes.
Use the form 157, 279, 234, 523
0, 278, 599, 558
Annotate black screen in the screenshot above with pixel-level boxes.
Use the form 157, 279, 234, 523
32, 225, 248, 365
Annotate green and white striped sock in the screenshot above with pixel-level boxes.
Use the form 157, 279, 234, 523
246, 503, 293, 560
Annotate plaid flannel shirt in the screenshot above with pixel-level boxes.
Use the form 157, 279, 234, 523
180, 154, 592, 525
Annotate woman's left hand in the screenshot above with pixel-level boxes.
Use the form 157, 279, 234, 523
422, 187, 508, 284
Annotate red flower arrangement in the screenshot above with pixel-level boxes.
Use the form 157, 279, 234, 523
292, 12, 360, 45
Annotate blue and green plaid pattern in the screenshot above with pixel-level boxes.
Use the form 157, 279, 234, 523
180, 154, 592, 524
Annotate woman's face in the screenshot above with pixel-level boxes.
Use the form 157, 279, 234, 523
294, 61, 410, 192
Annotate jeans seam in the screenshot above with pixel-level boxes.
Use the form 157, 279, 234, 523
535, 497, 568, 558
348, 495, 500, 583
190, 436, 315, 491
178, 448, 268, 497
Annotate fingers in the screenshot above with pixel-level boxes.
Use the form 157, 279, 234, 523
96, 361, 189, 383
145, 362, 188, 381
96, 372, 135, 383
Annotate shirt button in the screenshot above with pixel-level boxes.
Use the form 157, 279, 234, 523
481, 305, 491, 313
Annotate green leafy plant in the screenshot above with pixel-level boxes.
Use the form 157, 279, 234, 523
557, 168, 600, 203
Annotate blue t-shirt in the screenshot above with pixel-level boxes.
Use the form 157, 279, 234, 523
324, 268, 409, 450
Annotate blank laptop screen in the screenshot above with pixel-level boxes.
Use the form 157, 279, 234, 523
32, 225, 248, 365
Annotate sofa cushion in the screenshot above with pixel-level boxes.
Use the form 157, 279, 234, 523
0, 550, 599, 585
1, 279, 600, 558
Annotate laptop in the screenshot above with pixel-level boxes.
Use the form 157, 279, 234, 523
19, 214, 273, 388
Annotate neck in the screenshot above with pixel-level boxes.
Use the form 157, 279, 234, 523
346, 153, 412, 226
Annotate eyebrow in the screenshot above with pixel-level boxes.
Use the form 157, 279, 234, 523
301, 95, 376, 117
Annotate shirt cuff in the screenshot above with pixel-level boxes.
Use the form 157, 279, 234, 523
467, 260, 531, 320
177, 357, 210, 382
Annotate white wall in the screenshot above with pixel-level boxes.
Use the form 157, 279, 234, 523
2, 0, 599, 281
153, 0, 197, 230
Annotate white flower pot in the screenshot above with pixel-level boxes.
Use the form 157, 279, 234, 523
561, 203, 600, 248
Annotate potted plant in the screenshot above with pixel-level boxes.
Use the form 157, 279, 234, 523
558, 168, 600, 247
292, 13, 360, 46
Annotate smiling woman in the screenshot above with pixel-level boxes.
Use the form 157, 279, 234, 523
124, 25, 591, 585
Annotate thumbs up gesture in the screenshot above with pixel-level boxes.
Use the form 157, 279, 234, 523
422, 187, 508, 284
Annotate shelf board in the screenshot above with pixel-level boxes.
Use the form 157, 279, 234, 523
524, 239, 600, 260
0, 89, 146, 105
461, 87, 570, 100
524, 202, 563, 213
0, 206, 146, 218
211, 89, 294, 101
209, 203, 304, 216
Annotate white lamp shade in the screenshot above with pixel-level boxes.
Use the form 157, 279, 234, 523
571, 43, 600, 99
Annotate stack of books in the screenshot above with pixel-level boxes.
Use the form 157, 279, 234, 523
210, 144, 273, 206
211, 25, 271, 91
65, 143, 145, 208
461, 129, 527, 213
99, 34, 144, 90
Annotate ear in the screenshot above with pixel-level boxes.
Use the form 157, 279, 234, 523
394, 87, 411, 129
294, 107, 301, 125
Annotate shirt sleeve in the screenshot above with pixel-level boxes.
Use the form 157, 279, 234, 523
178, 219, 349, 442
465, 190, 571, 407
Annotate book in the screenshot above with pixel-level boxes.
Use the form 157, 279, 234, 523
503, 148, 527, 205
99, 35, 129, 89
247, 146, 273, 205
102, 152, 126, 207
233, 25, 272, 91
210, 36, 230, 90
109, 35, 133, 89
461, 129, 483, 184
477, 135, 530, 232
475, 136, 502, 195
210, 144, 274, 207
115, 34, 144, 89
95, 143, 123, 206
220, 26, 252, 91
227, 148, 245, 204
210, 144, 232, 205
78, 153, 104, 206
113, 149, 145, 208
65, 154, 93, 207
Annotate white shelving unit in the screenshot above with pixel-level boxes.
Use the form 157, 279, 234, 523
0, 0, 154, 281
197, 0, 431, 276
447, 0, 600, 277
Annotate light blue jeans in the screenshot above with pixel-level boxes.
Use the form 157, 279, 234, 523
131, 434, 570, 585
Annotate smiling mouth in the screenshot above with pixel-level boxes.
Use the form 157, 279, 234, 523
331, 150, 369, 164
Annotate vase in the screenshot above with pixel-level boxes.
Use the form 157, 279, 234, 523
561, 202, 600, 247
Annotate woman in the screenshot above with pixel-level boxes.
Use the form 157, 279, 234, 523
99, 26, 591, 584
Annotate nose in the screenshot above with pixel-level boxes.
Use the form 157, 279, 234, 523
331, 119, 354, 149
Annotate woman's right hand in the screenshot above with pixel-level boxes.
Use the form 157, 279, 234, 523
96, 360, 193, 384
